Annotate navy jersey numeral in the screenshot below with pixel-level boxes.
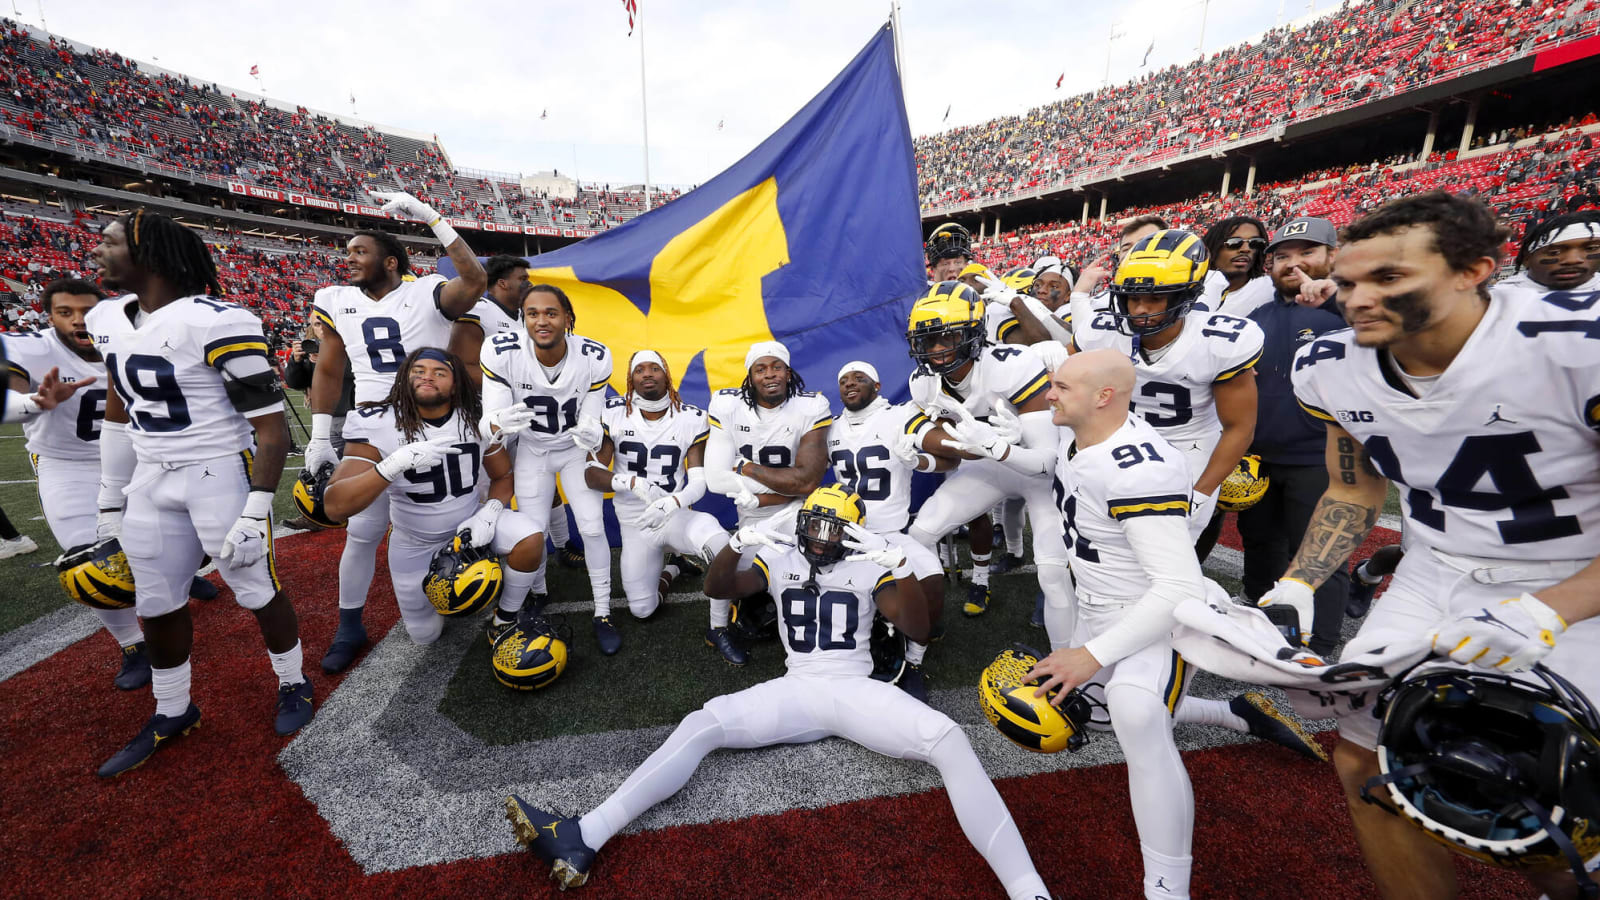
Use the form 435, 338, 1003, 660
740, 444, 792, 469
1138, 381, 1192, 428
74, 388, 107, 441
1110, 441, 1166, 468
780, 587, 859, 653
361, 316, 406, 372
830, 445, 892, 501
112, 354, 191, 432
402, 443, 482, 503
1052, 475, 1100, 563
616, 440, 682, 492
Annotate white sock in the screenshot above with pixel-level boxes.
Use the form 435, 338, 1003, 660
1354, 560, 1383, 586
500, 565, 535, 614
1003, 500, 1026, 557
970, 552, 990, 586
709, 596, 731, 629
530, 555, 548, 594
268, 641, 306, 686
579, 708, 726, 850
95, 607, 144, 647
1109, 683, 1194, 898
338, 533, 381, 610
662, 562, 681, 583
1039, 563, 1076, 650
905, 640, 927, 665
547, 504, 570, 548
927, 730, 1050, 900
1141, 845, 1193, 900
584, 529, 612, 616
152, 659, 192, 718
1173, 696, 1248, 733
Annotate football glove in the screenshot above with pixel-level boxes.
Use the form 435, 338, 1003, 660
732, 486, 761, 511
220, 490, 273, 569
1430, 593, 1567, 672
95, 509, 122, 541
637, 494, 682, 530
611, 472, 667, 504
377, 437, 454, 482
1257, 577, 1317, 646
486, 404, 542, 435
975, 271, 1018, 304
943, 418, 1011, 461
842, 523, 909, 571
892, 431, 923, 467
989, 406, 1024, 444
569, 415, 604, 452
459, 499, 503, 549
369, 189, 441, 225
729, 525, 778, 555
306, 413, 339, 475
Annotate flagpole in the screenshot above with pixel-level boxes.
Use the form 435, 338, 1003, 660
637, 2, 652, 209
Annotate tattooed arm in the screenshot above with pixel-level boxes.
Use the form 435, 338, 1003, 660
1282, 424, 1387, 588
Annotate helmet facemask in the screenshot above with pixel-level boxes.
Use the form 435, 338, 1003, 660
1107, 283, 1200, 337
907, 320, 984, 376
796, 507, 851, 568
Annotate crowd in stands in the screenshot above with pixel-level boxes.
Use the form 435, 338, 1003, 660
970, 116, 1600, 274
915, 0, 1600, 210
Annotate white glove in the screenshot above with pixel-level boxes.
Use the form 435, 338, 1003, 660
944, 418, 1010, 461
975, 271, 1018, 304
733, 486, 761, 511
989, 406, 1024, 445
459, 499, 503, 548
892, 431, 923, 468
842, 523, 909, 571
376, 437, 454, 482
369, 189, 441, 224
729, 525, 779, 555
306, 413, 338, 474
1257, 578, 1317, 646
1430, 593, 1567, 672
220, 490, 273, 569
486, 404, 542, 435
637, 494, 682, 530
96, 509, 122, 541
569, 415, 604, 452
611, 472, 667, 504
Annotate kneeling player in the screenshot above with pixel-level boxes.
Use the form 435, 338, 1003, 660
324, 349, 541, 648
579, 350, 745, 665
504, 486, 1052, 899
1029, 349, 1203, 900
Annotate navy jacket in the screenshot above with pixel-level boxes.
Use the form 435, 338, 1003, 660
1247, 292, 1347, 466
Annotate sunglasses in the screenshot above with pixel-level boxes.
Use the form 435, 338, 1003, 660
1221, 238, 1267, 252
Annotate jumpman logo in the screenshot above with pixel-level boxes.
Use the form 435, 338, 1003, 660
1484, 404, 1517, 426
1154, 876, 1172, 892
541, 822, 561, 839
201, 468, 215, 479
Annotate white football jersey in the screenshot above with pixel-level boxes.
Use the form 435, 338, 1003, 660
2, 328, 106, 461
1072, 307, 1263, 456
480, 331, 613, 451
827, 397, 919, 532
86, 296, 277, 463
1053, 413, 1194, 602
312, 274, 452, 404
457, 295, 521, 339
750, 544, 894, 677
1198, 271, 1275, 318
1293, 291, 1600, 562
600, 395, 710, 522
342, 404, 491, 544
707, 387, 833, 469
906, 343, 1050, 434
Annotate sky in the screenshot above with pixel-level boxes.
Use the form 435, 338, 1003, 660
12, 0, 1334, 188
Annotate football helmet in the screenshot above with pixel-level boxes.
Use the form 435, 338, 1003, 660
925, 222, 973, 263
730, 591, 779, 642
1108, 229, 1210, 335
291, 462, 345, 529
1363, 662, 1600, 894
1217, 454, 1269, 511
423, 533, 503, 617
869, 612, 907, 685
795, 484, 866, 568
491, 614, 570, 690
57, 539, 136, 610
1002, 266, 1037, 297
957, 262, 992, 291
907, 281, 986, 376
979, 644, 1101, 753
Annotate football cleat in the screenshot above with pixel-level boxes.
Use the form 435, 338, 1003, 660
1030, 590, 1045, 629
705, 626, 747, 667
963, 582, 991, 617
505, 795, 596, 890
320, 621, 369, 674
898, 662, 928, 703
114, 641, 151, 691
667, 553, 703, 579
188, 575, 219, 601
97, 703, 201, 777
1346, 557, 1386, 619
491, 615, 570, 690
1230, 691, 1328, 762
593, 616, 621, 656
526, 592, 549, 615
556, 544, 586, 569
0, 534, 38, 559
486, 608, 519, 647
991, 552, 1026, 574
274, 679, 315, 736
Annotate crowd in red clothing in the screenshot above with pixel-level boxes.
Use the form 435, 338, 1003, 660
916, 0, 1600, 211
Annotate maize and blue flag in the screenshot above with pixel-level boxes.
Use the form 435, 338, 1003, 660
444, 24, 925, 406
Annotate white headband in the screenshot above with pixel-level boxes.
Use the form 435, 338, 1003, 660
744, 340, 791, 371
1528, 222, 1600, 254
630, 349, 665, 372
837, 360, 879, 383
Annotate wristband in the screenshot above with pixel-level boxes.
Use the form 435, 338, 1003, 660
914, 452, 936, 472
241, 489, 273, 519
430, 217, 461, 246
611, 472, 634, 494
311, 413, 333, 442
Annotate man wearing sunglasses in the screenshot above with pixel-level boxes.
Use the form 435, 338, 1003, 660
1199, 216, 1274, 317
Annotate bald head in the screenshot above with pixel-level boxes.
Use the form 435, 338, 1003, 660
1047, 348, 1136, 432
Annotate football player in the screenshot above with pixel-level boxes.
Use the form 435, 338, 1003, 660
830, 360, 952, 697
1257, 191, 1600, 899
504, 485, 1053, 900
85, 210, 311, 777
902, 282, 1073, 642
1029, 349, 1204, 900
703, 340, 832, 526
446, 254, 578, 603
1068, 215, 1168, 331
575, 350, 745, 666
322, 348, 541, 648
988, 263, 1074, 347
306, 190, 488, 674
1499, 210, 1600, 294
925, 221, 974, 283
479, 284, 619, 652
1198, 216, 1273, 317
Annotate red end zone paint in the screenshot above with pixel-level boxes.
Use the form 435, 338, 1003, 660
5, 520, 1527, 898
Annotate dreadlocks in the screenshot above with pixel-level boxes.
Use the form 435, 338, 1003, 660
624, 351, 684, 415
360, 347, 482, 444
1202, 215, 1269, 281
1515, 210, 1600, 271
120, 208, 224, 297
739, 362, 807, 409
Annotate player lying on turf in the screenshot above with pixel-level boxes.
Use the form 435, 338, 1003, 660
504, 485, 1054, 900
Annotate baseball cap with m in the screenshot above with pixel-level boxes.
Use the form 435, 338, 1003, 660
1266, 216, 1339, 252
